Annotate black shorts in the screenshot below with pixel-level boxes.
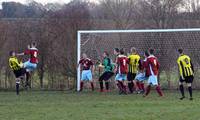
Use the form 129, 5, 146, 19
180, 76, 194, 83
99, 71, 114, 81
13, 68, 26, 78
127, 72, 136, 81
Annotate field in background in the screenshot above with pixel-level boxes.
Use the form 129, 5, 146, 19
0, 91, 199, 120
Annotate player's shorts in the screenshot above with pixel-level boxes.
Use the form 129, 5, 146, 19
148, 75, 158, 86
24, 61, 37, 72
135, 72, 148, 82
115, 74, 127, 81
13, 68, 26, 78
99, 71, 114, 81
180, 75, 194, 83
127, 72, 136, 81
81, 70, 92, 81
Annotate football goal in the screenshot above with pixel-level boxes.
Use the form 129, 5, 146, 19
77, 28, 200, 91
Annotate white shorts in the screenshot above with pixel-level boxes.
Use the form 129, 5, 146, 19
115, 74, 127, 81
135, 72, 148, 82
148, 75, 158, 86
81, 70, 92, 81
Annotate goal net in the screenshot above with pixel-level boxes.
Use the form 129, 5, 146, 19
77, 29, 200, 91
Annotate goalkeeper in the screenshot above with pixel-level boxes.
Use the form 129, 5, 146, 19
98, 51, 114, 92
9, 51, 26, 95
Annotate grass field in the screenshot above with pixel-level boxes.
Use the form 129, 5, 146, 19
0, 90, 199, 120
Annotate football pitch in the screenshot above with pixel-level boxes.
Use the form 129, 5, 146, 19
0, 90, 199, 120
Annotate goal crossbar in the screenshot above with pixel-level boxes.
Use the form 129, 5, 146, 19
77, 28, 200, 91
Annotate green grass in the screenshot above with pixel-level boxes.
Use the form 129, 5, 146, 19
0, 90, 199, 120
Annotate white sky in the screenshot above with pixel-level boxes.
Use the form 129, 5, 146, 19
0, 0, 71, 5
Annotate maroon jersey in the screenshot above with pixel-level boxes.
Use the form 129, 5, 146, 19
117, 55, 129, 74
79, 58, 93, 70
145, 55, 160, 76
24, 48, 38, 63
139, 58, 148, 71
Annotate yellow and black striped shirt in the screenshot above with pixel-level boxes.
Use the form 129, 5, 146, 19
9, 57, 23, 71
177, 54, 194, 78
128, 54, 140, 73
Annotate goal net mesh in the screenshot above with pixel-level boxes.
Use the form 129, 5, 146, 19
80, 31, 200, 89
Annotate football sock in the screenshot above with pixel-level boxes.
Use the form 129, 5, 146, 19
120, 81, 127, 93
140, 83, 145, 91
188, 86, 192, 98
99, 81, 104, 91
16, 83, 19, 95
128, 82, 133, 93
25, 72, 30, 87
156, 85, 163, 96
136, 81, 141, 90
80, 81, 84, 91
105, 82, 109, 90
117, 81, 123, 92
179, 85, 185, 97
145, 85, 151, 96
90, 82, 94, 91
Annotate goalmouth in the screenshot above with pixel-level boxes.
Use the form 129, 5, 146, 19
77, 28, 200, 91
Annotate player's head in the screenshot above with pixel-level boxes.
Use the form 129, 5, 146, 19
131, 47, 137, 54
149, 48, 154, 55
103, 51, 109, 58
114, 48, 120, 55
31, 42, 37, 48
9, 51, 16, 57
178, 48, 183, 54
82, 53, 87, 59
120, 48, 125, 55
144, 51, 149, 58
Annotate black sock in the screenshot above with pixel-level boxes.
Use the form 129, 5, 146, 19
179, 85, 185, 97
128, 82, 133, 93
188, 86, 192, 98
26, 72, 30, 87
16, 83, 19, 95
99, 81, 104, 90
105, 82, 109, 90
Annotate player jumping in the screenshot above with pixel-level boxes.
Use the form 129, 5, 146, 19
143, 49, 163, 97
177, 49, 194, 100
17, 42, 39, 89
78, 53, 95, 92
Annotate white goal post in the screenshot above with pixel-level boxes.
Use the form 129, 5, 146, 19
77, 28, 200, 91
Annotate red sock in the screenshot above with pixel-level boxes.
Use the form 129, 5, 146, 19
136, 81, 141, 90
140, 83, 145, 91
145, 85, 151, 96
117, 82, 123, 91
122, 83, 127, 93
90, 82, 94, 91
156, 85, 163, 96
120, 81, 127, 93
80, 81, 84, 91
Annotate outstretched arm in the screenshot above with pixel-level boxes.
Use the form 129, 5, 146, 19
17, 52, 25, 56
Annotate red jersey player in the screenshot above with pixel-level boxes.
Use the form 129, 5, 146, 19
143, 49, 163, 97
78, 53, 95, 92
135, 51, 149, 94
115, 49, 129, 95
18, 42, 38, 72
17, 42, 38, 88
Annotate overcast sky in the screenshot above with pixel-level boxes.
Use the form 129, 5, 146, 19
0, 0, 71, 5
